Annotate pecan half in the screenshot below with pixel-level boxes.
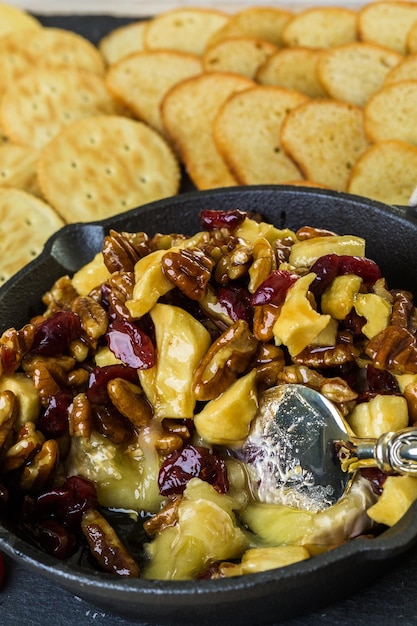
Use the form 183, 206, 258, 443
19, 439, 59, 493
70, 296, 108, 345
279, 364, 358, 407
292, 343, 358, 368
1, 422, 45, 472
81, 508, 140, 577
0, 324, 35, 374
390, 289, 414, 330
365, 326, 417, 374
68, 393, 93, 438
248, 237, 277, 293
102, 229, 151, 273
107, 378, 152, 430
295, 226, 337, 240
253, 303, 280, 342
42, 275, 78, 313
161, 247, 214, 301
192, 319, 258, 401
214, 241, 252, 284
253, 344, 285, 390
92, 405, 135, 444
143, 496, 182, 536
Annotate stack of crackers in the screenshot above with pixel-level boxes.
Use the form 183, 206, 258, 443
2, 1, 417, 283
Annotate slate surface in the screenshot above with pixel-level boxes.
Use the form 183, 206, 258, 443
1, 13, 417, 626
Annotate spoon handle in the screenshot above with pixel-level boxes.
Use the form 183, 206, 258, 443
342, 428, 417, 475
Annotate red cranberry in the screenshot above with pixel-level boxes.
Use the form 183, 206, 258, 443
38, 391, 73, 438
367, 365, 400, 394
87, 364, 138, 404
36, 519, 77, 559
33, 476, 98, 530
30, 311, 82, 356
250, 270, 299, 306
218, 285, 252, 323
158, 444, 229, 496
199, 209, 247, 231
360, 468, 387, 495
310, 254, 381, 295
106, 318, 155, 369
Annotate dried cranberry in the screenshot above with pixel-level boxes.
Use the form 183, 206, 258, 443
339, 256, 382, 284
199, 209, 247, 231
158, 444, 229, 496
250, 270, 299, 306
106, 318, 155, 369
310, 254, 382, 296
38, 391, 73, 438
218, 285, 252, 323
87, 364, 138, 404
360, 468, 387, 495
367, 365, 400, 395
310, 255, 340, 295
30, 311, 81, 356
36, 519, 77, 559
32, 476, 98, 530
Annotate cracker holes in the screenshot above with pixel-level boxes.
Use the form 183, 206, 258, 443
0, 170, 7, 179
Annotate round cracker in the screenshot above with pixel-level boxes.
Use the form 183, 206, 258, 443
206, 6, 293, 49
0, 2, 41, 37
0, 188, 64, 285
0, 27, 105, 97
317, 42, 402, 107
282, 7, 358, 49
384, 54, 417, 85
161, 72, 254, 190
99, 20, 148, 65
256, 47, 326, 98
144, 8, 229, 55
281, 99, 369, 192
0, 67, 124, 149
348, 139, 417, 205
0, 143, 40, 196
358, 1, 417, 55
106, 50, 202, 135
202, 37, 278, 79
214, 85, 307, 185
37, 115, 180, 222
364, 80, 417, 146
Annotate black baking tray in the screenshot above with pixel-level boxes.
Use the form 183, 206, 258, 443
1, 13, 417, 626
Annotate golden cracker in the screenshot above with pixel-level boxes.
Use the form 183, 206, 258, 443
281, 99, 370, 192
348, 139, 417, 205
206, 6, 293, 49
282, 7, 358, 49
0, 26, 105, 97
0, 143, 40, 196
214, 85, 308, 185
106, 50, 202, 135
0, 2, 41, 37
0, 188, 64, 284
256, 47, 326, 98
144, 8, 229, 55
0, 67, 125, 149
161, 72, 254, 190
99, 20, 148, 65
37, 115, 180, 222
364, 80, 417, 147
318, 42, 402, 107
203, 37, 278, 79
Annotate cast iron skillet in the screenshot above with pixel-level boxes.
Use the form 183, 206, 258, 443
1, 185, 417, 625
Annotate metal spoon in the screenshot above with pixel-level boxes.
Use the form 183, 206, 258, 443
239, 383, 417, 512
